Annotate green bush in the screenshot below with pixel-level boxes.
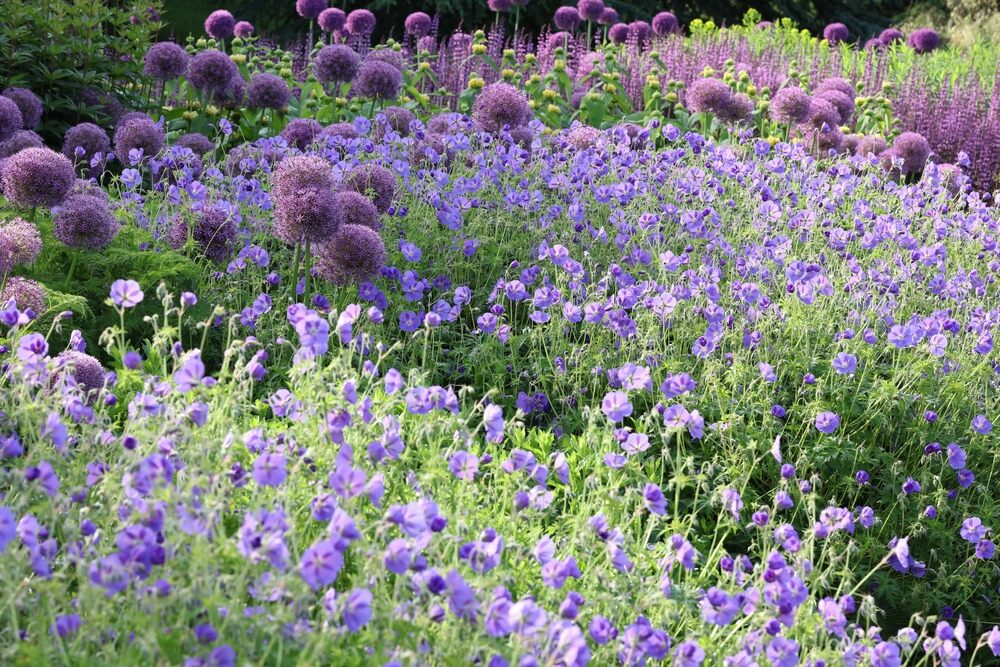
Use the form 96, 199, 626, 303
0, 0, 163, 143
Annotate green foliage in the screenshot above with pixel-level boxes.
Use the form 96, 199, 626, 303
0, 0, 163, 143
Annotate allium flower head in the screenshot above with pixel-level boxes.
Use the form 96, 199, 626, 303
204, 9, 236, 40
376, 106, 416, 138
0, 218, 42, 266
53, 194, 120, 250
314, 45, 361, 84
716, 92, 754, 124
0, 130, 43, 159
816, 77, 856, 99
314, 224, 387, 285
609, 23, 629, 43
187, 50, 239, 98
318, 8, 346, 32
489, 0, 514, 11
274, 184, 342, 244
321, 122, 360, 141
143, 42, 189, 80
892, 131, 931, 175
175, 132, 214, 155
0, 96, 23, 143
770, 87, 812, 123
577, 0, 605, 23
167, 206, 238, 262
234, 21, 254, 38
56, 351, 105, 395
346, 9, 376, 35
598, 7, 618, 25
908, 28, 940, 53
554, 6, 581, 31
248, 73, 291, 110
341, 163, 396, 213
336, 190, 381, 231
854, 134, 887, 157
879, 28, 904, 43
280, 118, 323, 151
472, 82, 533, 133
651, 11, 679, 35
273, 155, 336, 204
1, 277, 45, 314
352, 60, 402, 100
405, 12, 432, 37
2, 88, 42, 130
823, 22, 849, 43
296, 0, 327, 20
685, 77, 734, 115
62, 122, 110, 174
365, 49, 405, 72
816, 88, 855, 124
1, 147, 76, 208
113, 116, 164, 164
804, 97, 840, 130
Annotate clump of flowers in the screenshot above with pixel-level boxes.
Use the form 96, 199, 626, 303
553, 6, 581, 31
175, 133, 214, 156
0, 147, 76, 209
1, 276, 45, 314
234, 21, 254, 38
336, 191, 381, 230
2, 87, 42, 130
314, 45, 361, 84
53, 193, 120, 250
822, 22, 849, 44
280, 118, 323, 151
404, 12, 431, 37
891, 131, 932, 175
204, 9, 236, 40
62, 122, 110, 176
908, 28, 941, 53
314, 224, 387, 284
187, 50, 239, 100
143, 41, 190, 81
318, 8, 346, 33
345, 9, 376, 36
113, 116, 164, 165
0, 130, 43, 159
0, 217, 42, 266
651, 11, 678, 36
352, 60, 402, 100
769, 87, 813, 124
0, 96, 23, 143
472, 82, 533, 133
248, 73, 291, 110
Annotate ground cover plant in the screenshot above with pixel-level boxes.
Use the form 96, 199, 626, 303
0, 2, 999, 666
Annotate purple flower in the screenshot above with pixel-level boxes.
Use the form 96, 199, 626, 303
342, 588, 373, 631
299, 538, 343, 590
901, 477, 921, 494
673, 639, 704, 666
869, 641, 901, 667
483, 404, 504, 443
971, 414, 992, 435
601, 391, 632, 422
109, 279, 143, 308
643, 483, 667, 515
765, 637, 800, 667
449, 451, 479, 481
960, 517, 987, 543
0, 506, 16, 552
832, 352, 857, 375
253, 452, 287, 487
473, 82, 533, 133
815, 411, 840, 434
51, 613, 82, 638
204, 9, 235, 39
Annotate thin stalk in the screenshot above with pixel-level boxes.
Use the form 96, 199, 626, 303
64, 254, 79, 291
303, 239, 312, 307
290, 240, 302, 303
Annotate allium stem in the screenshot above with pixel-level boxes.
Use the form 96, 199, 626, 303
65, 253, 79, 291
303, 239, 312, 307
290, 241, 302, 303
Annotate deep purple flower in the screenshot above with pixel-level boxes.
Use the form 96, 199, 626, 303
187, 50, 238, 98
248, 73, 290, 110
53, 194, 119, 250
341, 163, 396, 213
144, 42, 189, 80
342, 588, 373, 630
815, 411, 840, 434
299, 538, 343, 590
352, 59, 401, 100
2, 88, 41, 130
553, 6, 581, 31
114, 116, 164, 164
204, 10, 236, 40
167, 207, 238, 263
405, 12, 432, 37
472, 82, 533, 133
314, 45, 360, 84
345, 9, 376, 35
908, 28, 940, 53
1, 147, 76, 208
296, 0, 327, 20
234, 21, 254, 38
318, 8, 346, 32
0, 96, 22, 143
651, 11, 678, 35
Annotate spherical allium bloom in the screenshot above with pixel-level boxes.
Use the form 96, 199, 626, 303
716, 92, 754, 124
804, 126, 845, 155
114, 116, 164, 164
273, 155, 336, 205
341, 163, 396, 213
248, 73, 291, 110
0, 96, 23, 143
908, 28, 940, 53
365, 49, 405, 72
117, 111, 149, 128
769, 87, 812, 124
167, 207, 238, 262
345, 9, 376, 36
577, 0, 605, 23
352, 60, 402, 100
204, 9, 236, 40
318, 7, 346, 32
55, 351, 105, 394
815, 77, 855, 99
892, 131, 931, 174
854, 134, 887, 157
321, 122, 360, 141
804, 97, 840, 131
823, 22, 849, 43
629, 21, 651, 42
409, 133, 448, 166
0, 130, 43, 159
376, 106, 416, 138
842, 133, 859, 154
53, 194, 119, 249
609, 23, 629, 43
62, 122, 110, 173
566, 125, 601, 150
280, 118, 323, 151
651, 11, 679, 36
2, 88, 42, 130
598, 7, 617, 25
143, 41, 190, 80
879, 27, 904, 44
0, 147, 76, 208
685, 77, 734, 115
217, 76, 247, 110
313, 45, 361, 84
554, 6, 581, 31
314, 224, 387, 285
489, 0, 514, 11
336, 190, 381, 230
816, 88, 854, 124
70, 178, 109, 201
427, 112, 461, 134
174, 132, 214, 156
405, 12, 432, 37
187, 49, 238, 98
0, 218, 42, 266
275, 185, 342, 244
296, 0, 327, 20
472, 82, 533, 133
234, 21, 254, 38
1, 276, 45, 314
507, 125, 534, 151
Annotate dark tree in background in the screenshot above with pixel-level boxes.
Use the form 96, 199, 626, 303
162, 0, 929, 44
